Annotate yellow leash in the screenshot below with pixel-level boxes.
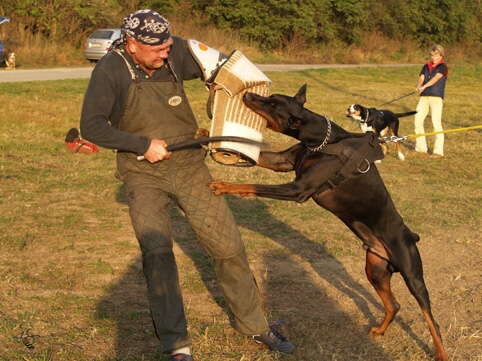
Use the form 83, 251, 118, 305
385, 124, 482, 142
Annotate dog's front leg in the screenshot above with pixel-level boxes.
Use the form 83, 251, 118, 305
256, 143, 303, 172
209, 180, 315, 202
209, 181, 259, 197
257, 151, 294, 172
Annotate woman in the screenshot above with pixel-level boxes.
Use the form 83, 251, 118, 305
414, 44, 449, 157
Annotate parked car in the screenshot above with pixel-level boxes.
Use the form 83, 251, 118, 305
0, 40, 6, 66
83, 29, 121, 62
0, 16, 10, 66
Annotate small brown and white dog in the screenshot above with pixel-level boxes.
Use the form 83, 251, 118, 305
346, 104, 416, 161
7, 52, 15, 70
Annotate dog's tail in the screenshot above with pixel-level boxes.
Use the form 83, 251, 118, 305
395, 111, 417, 118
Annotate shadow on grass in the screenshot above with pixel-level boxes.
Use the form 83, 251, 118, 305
94, 183, 433, 360
227, 196, 434, 359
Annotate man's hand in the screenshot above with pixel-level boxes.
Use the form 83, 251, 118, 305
143, 139, 172, 163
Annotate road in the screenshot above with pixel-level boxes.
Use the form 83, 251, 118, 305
0, 63, 417, 83
0, 67, 95, 82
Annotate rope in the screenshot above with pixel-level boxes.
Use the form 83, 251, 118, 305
378, 91, 416, 107
384, 124, 482, 142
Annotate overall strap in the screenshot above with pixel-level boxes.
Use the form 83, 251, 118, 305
114, 49, 142, 91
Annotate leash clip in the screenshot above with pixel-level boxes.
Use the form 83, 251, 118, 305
383, 135, 408, 143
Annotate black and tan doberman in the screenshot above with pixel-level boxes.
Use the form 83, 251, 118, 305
210, 84, 448, 361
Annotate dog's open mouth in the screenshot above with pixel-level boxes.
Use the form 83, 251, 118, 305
242, 94, 259, 114
243, 92, 271, 126
346, 108, 361, 121
346, 111, 359, 120
346, 107, 357, 117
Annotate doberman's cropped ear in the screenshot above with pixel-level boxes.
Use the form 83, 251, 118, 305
294, 84, 307, 105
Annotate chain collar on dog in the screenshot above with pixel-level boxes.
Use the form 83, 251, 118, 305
362, 109, 369, 124
306, 116, 332, 152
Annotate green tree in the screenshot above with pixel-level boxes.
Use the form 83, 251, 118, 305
7, 0, 122, 43
4, 0, 482, 53
365, 0, 482, 46
196, 0, 373, 49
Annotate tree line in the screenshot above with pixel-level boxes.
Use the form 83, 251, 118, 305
2, 0, 482, 50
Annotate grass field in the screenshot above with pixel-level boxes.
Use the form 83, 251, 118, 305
0, 65, 481, 360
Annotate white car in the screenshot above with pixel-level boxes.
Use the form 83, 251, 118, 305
83, 29, 121, 62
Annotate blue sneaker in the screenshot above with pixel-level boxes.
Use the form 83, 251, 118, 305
252, 323, 295, 353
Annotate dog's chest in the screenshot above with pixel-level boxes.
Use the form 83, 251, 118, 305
359, 122, 373, 133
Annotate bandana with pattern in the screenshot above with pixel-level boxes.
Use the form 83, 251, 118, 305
121, 9, 171, 45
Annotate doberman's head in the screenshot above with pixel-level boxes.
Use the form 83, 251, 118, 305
243, 84, 308, 138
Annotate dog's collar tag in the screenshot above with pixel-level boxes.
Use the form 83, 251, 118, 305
168, 95, 182, 106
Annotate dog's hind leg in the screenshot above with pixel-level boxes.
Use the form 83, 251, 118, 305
365, 251, 400, 335
398, 248, 448, 361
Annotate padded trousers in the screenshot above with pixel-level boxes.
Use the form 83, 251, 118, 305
116, 143, 268, 353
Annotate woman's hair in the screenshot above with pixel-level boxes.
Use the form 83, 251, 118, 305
430, 44, 445, 58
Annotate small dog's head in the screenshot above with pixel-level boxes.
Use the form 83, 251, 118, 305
346, 104, 364, 122
9, 52, 15, 58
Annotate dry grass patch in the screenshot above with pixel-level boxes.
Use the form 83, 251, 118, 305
1, 67, 481, 360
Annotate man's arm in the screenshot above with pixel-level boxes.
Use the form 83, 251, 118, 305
79, 61, 151, 156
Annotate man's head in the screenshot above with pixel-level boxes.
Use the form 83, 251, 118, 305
121, 9, 171, 45
122, 9, 174, 73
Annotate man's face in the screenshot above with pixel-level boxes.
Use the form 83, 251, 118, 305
127, 37, 174, 72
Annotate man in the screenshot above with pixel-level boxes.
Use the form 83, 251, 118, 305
79, 9, 294, 361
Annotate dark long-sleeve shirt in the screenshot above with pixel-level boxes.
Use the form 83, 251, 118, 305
79, 36, 203, 155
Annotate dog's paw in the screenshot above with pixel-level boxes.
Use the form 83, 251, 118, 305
195, 128, 210, 139
398, 152, 405, 161
368, 326, 386, 336
209, 180, 230, 195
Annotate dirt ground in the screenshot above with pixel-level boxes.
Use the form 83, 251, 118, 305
165, 181, 482, 361
1, 70, 481, 360
1, 144, 481, 360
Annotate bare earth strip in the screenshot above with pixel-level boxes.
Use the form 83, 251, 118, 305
0, 64, 419, 82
